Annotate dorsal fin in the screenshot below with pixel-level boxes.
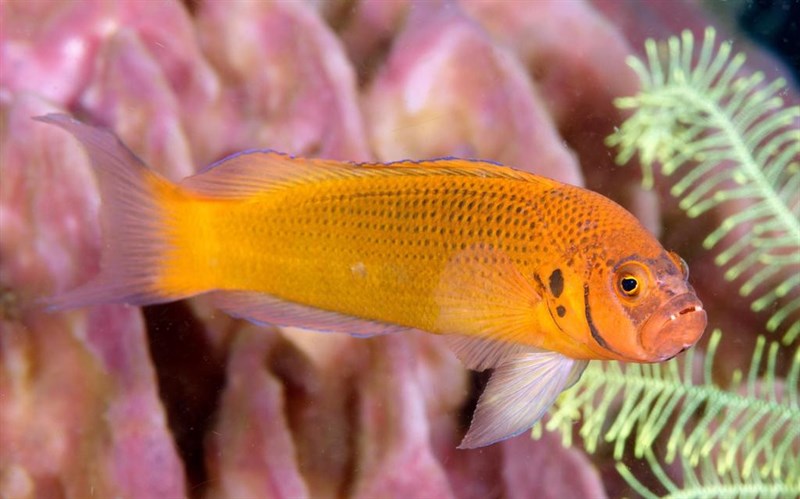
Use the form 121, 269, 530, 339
181, 150, 554, 199
180, 150, 355, 198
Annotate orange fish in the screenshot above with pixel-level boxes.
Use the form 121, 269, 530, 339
39, 114, 707, 448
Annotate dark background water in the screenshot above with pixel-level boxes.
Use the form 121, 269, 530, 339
737, 0, 800, 85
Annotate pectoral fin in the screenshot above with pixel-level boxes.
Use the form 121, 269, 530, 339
434, 246, 545, 344
459, 351, 588, 449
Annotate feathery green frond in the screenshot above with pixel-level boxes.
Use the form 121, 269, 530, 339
606, 27, 800, 343
537, 330, 800, 495
618, 446, 799, 499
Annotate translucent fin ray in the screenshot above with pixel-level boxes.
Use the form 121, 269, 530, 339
211, 290, 411, 336
35, 114, 189, 308
459, 351, 587, 449
181, 151, 553, 199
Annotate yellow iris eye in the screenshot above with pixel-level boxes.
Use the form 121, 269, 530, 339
619, 275, 639, 296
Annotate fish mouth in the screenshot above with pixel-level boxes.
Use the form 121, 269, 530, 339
639, 293, 707, 361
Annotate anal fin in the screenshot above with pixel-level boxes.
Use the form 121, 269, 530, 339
459, 351, 588, 449
211, 290, 411, 337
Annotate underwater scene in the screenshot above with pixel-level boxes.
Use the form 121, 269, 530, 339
1, 0, 798, 497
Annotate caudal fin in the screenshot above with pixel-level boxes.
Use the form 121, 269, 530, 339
36, 114, 190, 309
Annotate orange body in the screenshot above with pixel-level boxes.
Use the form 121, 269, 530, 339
165, 164, 626, 359
128, 150, 704, 363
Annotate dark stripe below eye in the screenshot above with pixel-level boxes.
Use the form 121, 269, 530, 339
583, 283, 623, 356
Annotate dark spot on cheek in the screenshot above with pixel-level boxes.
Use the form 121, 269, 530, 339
556, 305, 566, 318
549, 269, 564, 298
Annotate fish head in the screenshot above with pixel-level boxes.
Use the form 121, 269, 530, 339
579, 249, 707, 362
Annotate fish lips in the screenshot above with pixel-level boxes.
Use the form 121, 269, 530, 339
639, 293, 707, 361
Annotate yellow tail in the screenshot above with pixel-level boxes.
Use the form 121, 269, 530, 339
37, 114, 203, 309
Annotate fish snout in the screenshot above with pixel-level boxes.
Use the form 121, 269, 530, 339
640, 293, 707, 360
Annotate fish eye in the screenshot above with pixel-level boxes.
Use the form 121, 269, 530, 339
613, 261, 650, 300
619, 275, 639, 296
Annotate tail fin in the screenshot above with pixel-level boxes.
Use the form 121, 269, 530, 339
36, 114, 190, 309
